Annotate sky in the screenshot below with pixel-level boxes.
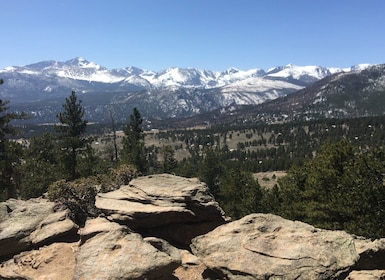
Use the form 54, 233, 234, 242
1, 0, 385, 71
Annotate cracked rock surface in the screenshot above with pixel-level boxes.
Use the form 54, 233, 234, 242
0, 198, 78, 259
191, 213, 359, 280
74, 220, 181, 280
95, 174, 226, 228
95, 173, 227, 246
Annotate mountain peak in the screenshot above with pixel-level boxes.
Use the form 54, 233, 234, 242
65, 57, 88, 64
225, 67, 240, 74
64, 57, 104, 70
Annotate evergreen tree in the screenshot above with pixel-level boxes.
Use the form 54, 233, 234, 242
122, 107, 147, 173
198, 147, 222, 197
108, 106, 118, 164
160, 145, 177, 173
77, 143, 108, 178
218, 167, 263, 220
55, 91, 88, 180
19, 133, 61, 198
277, 139, 385, 238
0, 97, 26, 200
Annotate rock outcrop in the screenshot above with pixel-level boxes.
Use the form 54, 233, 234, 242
191, 213, 360, 279
95, 174, 228, 246
74, 217, 181, 280
0, 198, 78, 259
0, 242, 78, 280
2, 174, 385, 279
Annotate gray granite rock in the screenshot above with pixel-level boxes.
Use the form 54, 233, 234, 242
74, 219, 181, 280
191, 213, 359, 280
95, 174, 227, 245
0, 198, 78, 259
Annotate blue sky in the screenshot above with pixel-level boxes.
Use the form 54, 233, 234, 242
1, 0, 385, 71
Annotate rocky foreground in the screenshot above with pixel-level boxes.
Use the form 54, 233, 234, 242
1, 174, 385, 279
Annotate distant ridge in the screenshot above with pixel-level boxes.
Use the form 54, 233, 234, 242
0, 58, 374, 124
164, 64, 385, 128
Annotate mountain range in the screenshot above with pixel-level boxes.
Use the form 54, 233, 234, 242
0, 57, 374, 124
172, 64, 385, 129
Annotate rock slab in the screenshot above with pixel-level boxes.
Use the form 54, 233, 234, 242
74, 218, 181, 280
95, 174, 227, 245
0, 198, 78, 259
191, 213, 359, 280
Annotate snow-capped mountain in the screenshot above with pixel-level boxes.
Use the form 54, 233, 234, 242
266, 64, 331, 83
4, 58, 127, 83
256, 63, 385, 121
176, 64, 385, 129
1, 57, 351, 92
219, 77, 304, 105
0, 57, 372, 123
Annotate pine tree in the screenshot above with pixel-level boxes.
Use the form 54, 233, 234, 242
0, 94, 26, 200
122, 107, 147, 173
109, 106, 118, 164
160, 145, 177, 173
218, 167, 263, 220
199, 147, 222, 197
277, 139, 385, 238
55, 91, 88, 180
19, 133, 61, 198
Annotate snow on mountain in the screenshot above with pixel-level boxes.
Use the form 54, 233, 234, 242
52, 57, 126, 83
266, 64, 331, 80
221, 76, 303, 94
328, 64, 371, 74
328, 67, 348, 75
1, 57, 366, 91
142, 67, 217, 89
214, 68, 265, 87
350, 64, 371, 72
7, 57, 125, 83
219, 76, 304, 105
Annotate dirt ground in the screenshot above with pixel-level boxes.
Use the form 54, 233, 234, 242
253, 171, 287, 189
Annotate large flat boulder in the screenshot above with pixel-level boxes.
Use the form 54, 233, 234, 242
191, 213, 359, 280
95, 174, 227, 245
0, 198, 78, 259
74, 218, 181, 280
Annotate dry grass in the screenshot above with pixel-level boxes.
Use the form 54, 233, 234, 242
253, 171, 286, 189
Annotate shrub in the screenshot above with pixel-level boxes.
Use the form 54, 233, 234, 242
109, 164, 138, 186
48, 178, 98, 225
47, 164, 138, 225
